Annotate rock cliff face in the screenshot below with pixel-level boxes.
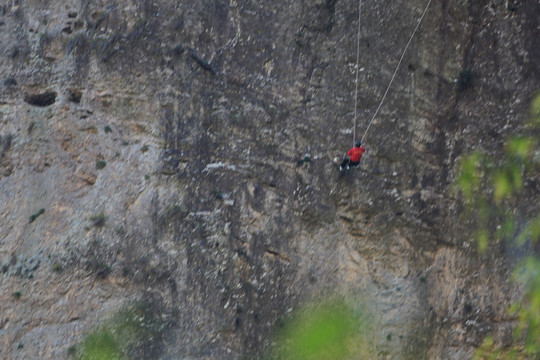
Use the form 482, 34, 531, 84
0, 0, 538, 359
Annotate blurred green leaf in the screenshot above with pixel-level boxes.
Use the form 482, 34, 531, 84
530, 92, 540, 126
272, 298, 370, 360
496, 218, 515, 241
77, 301, 166, 360
510, 165, 523, 192
507, 136, 536, 160
457, 152, 484, 201
476, 229, 489, 252
508, 302, 521, 316
516, 215, 540, 246
494, 171, 512, 203
470, 93, 540, 359
79, 329, 122, 360
511, 258, 540, 358
513, 257, 540, 286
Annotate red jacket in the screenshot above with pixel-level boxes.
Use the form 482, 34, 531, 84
348, 146, 365, 163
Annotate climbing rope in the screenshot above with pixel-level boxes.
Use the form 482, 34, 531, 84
352, 0, 362, 146
353, 0, 433, 145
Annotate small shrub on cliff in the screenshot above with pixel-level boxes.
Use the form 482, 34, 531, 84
89, 212, 107, 227
95, 160, 106, 170
29, 208, 45, 223
67, 345, 77, 356
51, 262, 63, 272
91, 260, 110, 279
76, 300, 168, 360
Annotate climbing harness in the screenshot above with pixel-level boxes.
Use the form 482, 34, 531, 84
351, 0, 434, 146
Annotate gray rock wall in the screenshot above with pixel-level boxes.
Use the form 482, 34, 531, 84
1, 0, 538, 359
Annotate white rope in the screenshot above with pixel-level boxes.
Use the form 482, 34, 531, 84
352, 0, 362, 146
360, 0, 433, 144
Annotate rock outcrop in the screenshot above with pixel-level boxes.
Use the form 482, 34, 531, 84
1, 0, 538, 359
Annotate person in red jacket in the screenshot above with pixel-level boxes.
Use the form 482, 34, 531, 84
340, 140, 365, 171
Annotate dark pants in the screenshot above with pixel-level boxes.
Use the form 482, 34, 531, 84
341, 159, 360, 168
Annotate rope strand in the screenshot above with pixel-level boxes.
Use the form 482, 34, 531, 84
352, 0, 362, 146
360, 0, 433, 144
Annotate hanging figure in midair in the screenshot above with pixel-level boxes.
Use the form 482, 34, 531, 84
340, 140, 365, 171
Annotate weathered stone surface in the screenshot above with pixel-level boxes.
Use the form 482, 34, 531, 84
0, 0, 538, 359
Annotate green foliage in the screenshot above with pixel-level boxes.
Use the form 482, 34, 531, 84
516, 214, 540, 246
96, 160, 107, 170
491, 136, 537, 203
76, 301, 167, 360
512, 258, 540, 358
506, 136, 536, 162
530, 91, 540, 127
456, 128, 538, 249
12, 291, 21, 300
475, 259, 540, 360
473, 336, 513, 360
462, 94, 540, 358
52, 262, 63, 272
67, 345, 77, 356
90, 212, 107, 228
79, 330, 121, 360
475, 228, 490, 253
270, 298, 372, 360
140, 145, 149, 153
29, 208, 45, 223
456, 152, 485, 202
104, 126, 112, 134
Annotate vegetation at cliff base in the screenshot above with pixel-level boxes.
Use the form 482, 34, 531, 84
74, 301, 168, 360
78, 330, 122, 360
268, 297, 372, 360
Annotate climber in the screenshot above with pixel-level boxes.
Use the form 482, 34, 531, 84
340, 140, 365, 171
